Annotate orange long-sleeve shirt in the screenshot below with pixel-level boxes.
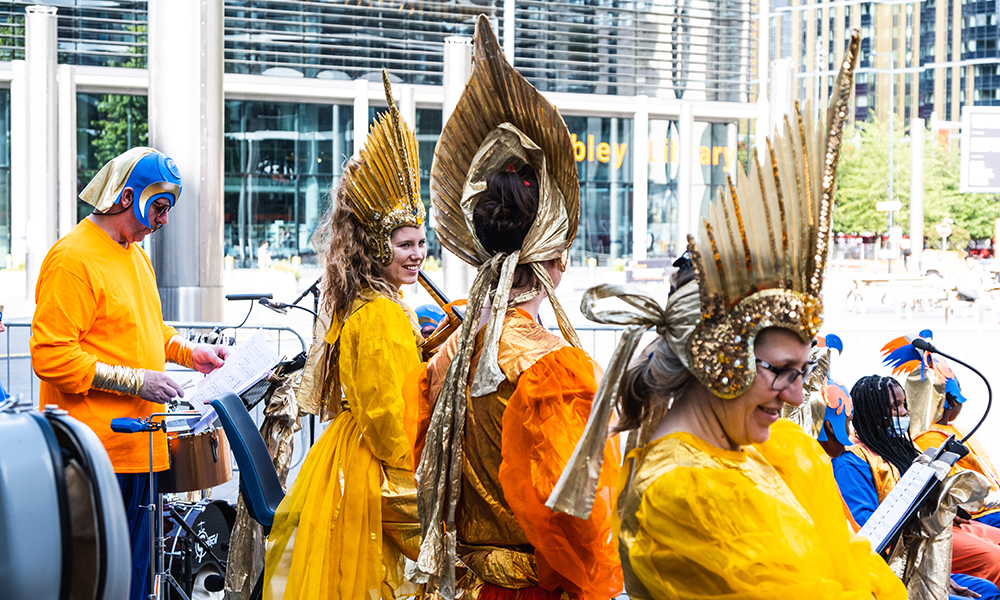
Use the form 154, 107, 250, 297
31, 218, 179, 472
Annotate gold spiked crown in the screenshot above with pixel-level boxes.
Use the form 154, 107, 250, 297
342, 70, 425, 266
686, 31, 860, 399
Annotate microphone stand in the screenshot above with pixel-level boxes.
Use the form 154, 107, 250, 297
912, 339, 993, 445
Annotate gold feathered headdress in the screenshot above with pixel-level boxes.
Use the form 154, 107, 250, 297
686, 31, 860, 399
413, 15, 581, 598
546, 31, 861, 520
342, 70, 425, 265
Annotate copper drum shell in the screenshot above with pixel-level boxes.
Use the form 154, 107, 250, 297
158, 428, 233, 493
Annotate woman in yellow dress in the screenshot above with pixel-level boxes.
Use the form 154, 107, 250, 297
551, 31, 906, 600
262, 72, 425, 600
404, 17, 622, 600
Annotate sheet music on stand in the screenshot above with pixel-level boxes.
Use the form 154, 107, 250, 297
858, 444, 961, 554
183, 329, 281, 433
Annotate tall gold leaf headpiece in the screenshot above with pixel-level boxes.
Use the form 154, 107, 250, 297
342, 70, 424, 265
414, 15, 582, 599
546, 31, 862, 522
686, 31, 860, 398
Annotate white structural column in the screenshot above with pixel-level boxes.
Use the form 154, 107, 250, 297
756, 0, 770, 156
9, 60, 26, 276
24, 5, 58, 300
398, 85, 417, 131
147, 0, 224, 321
909, 118, 925, 272
57, 64, 77, 239
503, 0, 515, 64
631, 95, 649, 260
353, 78, 369, 157
441, 36, 473, 299
675, 102, 694, 256
769, 59, 795, 138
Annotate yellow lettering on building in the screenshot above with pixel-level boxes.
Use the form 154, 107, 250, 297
587, 134, 595, 162
571, 134, 586, 161
596, 142, 611, 163
614, 143, 628, 169
699, 146, 710, 165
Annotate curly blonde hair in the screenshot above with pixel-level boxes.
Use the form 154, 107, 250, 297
313, 158, 396, 322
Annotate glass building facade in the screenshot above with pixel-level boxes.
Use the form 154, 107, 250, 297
0, 89, 8, 258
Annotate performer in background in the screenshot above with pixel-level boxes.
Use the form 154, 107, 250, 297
883, 330, 1000, 528
404, 16, 622, 600
551, 31, 905, 599
262, 72, 425, 600
30, 147, 229, 600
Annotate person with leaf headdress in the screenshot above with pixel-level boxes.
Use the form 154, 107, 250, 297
261, 72, 426, 600
548, 32, 906, 600
401, 16, 622, 600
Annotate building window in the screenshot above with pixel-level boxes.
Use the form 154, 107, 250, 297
0, 89, 8, 259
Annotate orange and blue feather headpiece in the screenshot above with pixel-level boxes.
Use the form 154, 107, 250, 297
816, 334, 853, 446
881, 329, 966, 407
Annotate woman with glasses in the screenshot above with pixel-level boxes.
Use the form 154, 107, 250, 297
552, 32, 905, 599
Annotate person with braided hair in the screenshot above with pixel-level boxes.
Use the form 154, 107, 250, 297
835, 375, 1000, 589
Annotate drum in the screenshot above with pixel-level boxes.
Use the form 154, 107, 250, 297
158, 427, 233, 493
164, 499, 236, 600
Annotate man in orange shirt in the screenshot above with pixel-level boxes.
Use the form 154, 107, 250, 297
30, 147, 229, 600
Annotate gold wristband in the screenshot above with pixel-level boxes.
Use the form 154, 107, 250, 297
165, 335, 196, 370
92, 361, 145, 397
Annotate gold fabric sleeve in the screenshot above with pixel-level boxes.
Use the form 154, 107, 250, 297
165, 335, 195, 370
91, 361, 144, 397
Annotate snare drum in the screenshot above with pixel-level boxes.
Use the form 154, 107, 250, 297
158, 427, 233, 493
164, 499, 236, 600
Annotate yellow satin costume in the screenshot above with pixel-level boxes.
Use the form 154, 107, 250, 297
404, 309, 622, 600
263, 292, 423, 600
617, 419, 906, 600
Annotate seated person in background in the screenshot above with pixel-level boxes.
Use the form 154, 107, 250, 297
883, 330, 1000, 527
415, 304, 446, 339
833, 375, 1000, 592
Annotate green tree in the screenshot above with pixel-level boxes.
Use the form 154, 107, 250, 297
0, 16, 23, 62
833, 117, 1000, 248
92, 95, 148, 166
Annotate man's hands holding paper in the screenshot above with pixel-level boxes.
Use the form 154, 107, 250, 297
191, 344, 230, 374
141, 370, 185, 404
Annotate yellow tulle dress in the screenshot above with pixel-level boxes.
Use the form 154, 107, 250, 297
263, 292, 423, 600
616, 419, 906, 600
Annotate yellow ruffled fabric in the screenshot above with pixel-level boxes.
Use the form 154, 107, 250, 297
618, 419, 905, 600
264, 296, 422, 600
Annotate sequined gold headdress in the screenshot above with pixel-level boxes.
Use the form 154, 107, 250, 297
413, 15, 581, 598
342, 70, 425, 265
546, 31, 861, 520
686, 31, 860, 399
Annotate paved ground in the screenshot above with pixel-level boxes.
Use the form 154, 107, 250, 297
5, 262, 1000, 504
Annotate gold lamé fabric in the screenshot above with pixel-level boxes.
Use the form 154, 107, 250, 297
914, 423, 1000, 518
224, 369, 302, 600
886, 456, 990, 600
904, 369, 946, 439
342, 71, 424, 266
547, 282, 699, 519
91, 361, 144, 397
79, 146, 156, 212
845, 442, 901, 503
421, 311, 567, 595
616, 420, 905, 600
686, 32, 860, 399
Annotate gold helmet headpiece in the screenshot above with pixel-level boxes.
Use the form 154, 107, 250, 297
546, 31, 861, 519
342, 70, 425, 265
414, 15, 581, 598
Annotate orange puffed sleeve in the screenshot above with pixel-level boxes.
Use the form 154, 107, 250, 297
402, 361, 432, 466
498, 346, 623, 600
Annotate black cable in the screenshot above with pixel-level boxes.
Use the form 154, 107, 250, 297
912, 339, 993, 444
234, 301, 254, 330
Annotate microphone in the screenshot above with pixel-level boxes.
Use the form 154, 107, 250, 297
911, 339, 992, 444
225, 293, 273, 301
259, 297, 319, 318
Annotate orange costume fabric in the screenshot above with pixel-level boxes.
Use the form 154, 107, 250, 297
915, 423, 1000, 521
31, 218, 180, 473
404, 308, 622, 600
847, 440, 1000, 585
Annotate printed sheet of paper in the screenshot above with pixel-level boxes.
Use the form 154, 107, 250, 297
858, 462, 938, 552
184, 329, 280, 432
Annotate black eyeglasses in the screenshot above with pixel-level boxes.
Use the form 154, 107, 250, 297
149, 201, 172, 220
756, 357, 817, 391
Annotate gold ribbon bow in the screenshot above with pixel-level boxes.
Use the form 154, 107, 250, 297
547, 282, 699, 518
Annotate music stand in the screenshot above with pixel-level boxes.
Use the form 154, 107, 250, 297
112, 411, 200, 600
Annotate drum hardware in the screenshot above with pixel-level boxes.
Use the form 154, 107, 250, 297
111, 411, 213, 600
162, 500, 234, 600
